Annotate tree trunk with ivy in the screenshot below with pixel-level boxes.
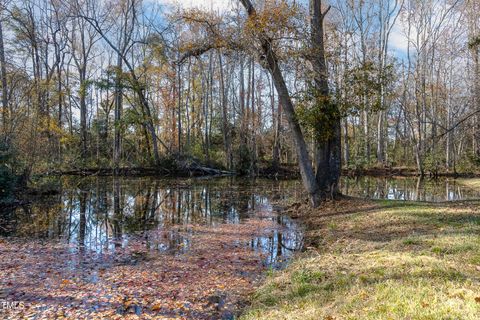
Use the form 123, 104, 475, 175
0, 16, 8, 138
239, 0, 341, 206
310, 0, 342, 197
240, 0, 323, 206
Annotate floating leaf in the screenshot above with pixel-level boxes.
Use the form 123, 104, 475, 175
151, 302, 162, 311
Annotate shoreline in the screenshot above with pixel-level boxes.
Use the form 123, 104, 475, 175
36, 165, 480, 179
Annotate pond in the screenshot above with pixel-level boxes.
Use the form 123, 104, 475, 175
340, 176, 480, 202
0, 177, 303, 319
2, 177, 303, 262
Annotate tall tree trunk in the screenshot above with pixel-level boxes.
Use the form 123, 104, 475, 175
363, 109, 370, 163
218, 50, 232, 169
79, 69, 88, 162
114, 52, 123, 171
376, 110, 385, 164
446, 106, 453, 169
177, 61, 182, 154
0, 17, 8, 138
271, 75, 281, 169
473, 44, 480, 158
239, 55, 247, 145
311, 0, 342, 195
240, 0, 322, 206
250, 57, 257, 173
343, 117, 350, 165
139, 92, 161, 165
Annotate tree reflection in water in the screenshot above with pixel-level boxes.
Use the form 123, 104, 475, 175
341, 176, 480, 202
2, 177, 303, 268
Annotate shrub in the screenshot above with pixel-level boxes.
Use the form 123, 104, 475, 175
0, 142, 17, 203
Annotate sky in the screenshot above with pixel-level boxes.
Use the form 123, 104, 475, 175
158, 0, 235, 12
157, 0, 410, 57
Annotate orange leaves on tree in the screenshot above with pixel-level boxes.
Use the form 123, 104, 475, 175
244, 0, 301, 39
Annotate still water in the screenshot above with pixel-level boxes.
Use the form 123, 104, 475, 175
1, 176, 478, 256
341, 176, 480, 202
1, 177, 304, 268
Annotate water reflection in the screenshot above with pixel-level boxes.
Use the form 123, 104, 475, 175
341, 176, 480, 202
1, 177, 303, 268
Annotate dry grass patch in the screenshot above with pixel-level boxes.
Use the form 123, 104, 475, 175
242, 198, 480, 320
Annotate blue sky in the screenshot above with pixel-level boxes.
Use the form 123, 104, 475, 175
157, 0, 410, 59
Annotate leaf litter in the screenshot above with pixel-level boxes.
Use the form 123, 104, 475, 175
0, 213, 298, 319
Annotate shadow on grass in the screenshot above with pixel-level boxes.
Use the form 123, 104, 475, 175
302, 198, 480, 244
256, 259, 478, 310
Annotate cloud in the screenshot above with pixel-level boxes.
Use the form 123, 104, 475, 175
158, 0, 235, 12
389, 23, 409, 54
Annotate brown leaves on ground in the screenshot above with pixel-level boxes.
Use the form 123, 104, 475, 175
0, 218, 282, 319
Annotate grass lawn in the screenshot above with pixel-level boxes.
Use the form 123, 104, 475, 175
241, 197, 480, 320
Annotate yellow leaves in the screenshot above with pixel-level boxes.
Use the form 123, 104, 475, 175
244, 0, 301, 39
59, 134, 75, 145
151, 302, 162, 311
55, 310, 66, 318
181, 8, 222, 26
60, 279, 73, 288
177, 8, 227, 50
38, 116, 63, 136
123, 299, 134, 308
357, 290, 369, 300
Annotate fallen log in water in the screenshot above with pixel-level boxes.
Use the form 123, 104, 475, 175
176, 159, 233, 176
51, 162, 235, 177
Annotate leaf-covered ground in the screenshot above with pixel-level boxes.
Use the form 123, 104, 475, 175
1, 215, 287, 319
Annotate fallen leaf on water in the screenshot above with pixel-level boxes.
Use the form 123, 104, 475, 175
123, 299, 133, 308
151, 302, 162, 311
1, 219, 280, 319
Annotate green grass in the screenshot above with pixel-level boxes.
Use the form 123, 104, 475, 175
241, 199, 480, 320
